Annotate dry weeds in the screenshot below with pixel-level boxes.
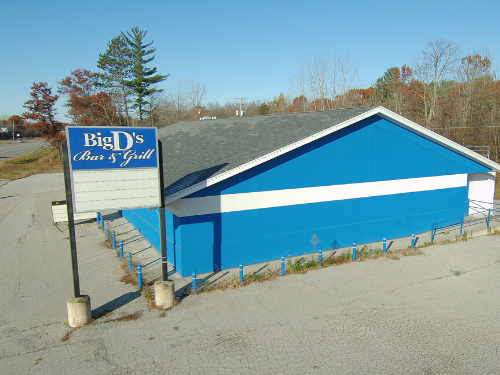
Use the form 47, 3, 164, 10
0, 147, 62, 180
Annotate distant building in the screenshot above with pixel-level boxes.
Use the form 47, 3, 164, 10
122, 106, 500, 276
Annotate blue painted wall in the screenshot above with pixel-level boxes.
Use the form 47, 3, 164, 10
123, 115, 491, 276
174, 187, 467, 275
122, 207, 176, 264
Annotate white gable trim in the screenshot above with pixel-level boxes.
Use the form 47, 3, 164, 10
164, 106, 500, 205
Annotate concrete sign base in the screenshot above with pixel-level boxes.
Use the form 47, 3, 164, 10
154, 281, 175, 309
67, 295, 92, 327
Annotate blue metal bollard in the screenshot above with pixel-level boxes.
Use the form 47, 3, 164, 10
112, 231, 116, 248
137, 265, 142, 288
353, 243, 357, 261
101, 215, 104, 231
488, 209, 491, 228
128, 252, 132, 273
318, 249, 322, 267
431, 226, 435, 243
383, 237, 387, 253
411, 233, 415, 248
119, 241, 123, 260
192, 272, 197, 294
106, 223, 110, 239
239, 263, 243, 284
460, 217, 464, 235
281, 256, 285, 276
96, 212, 100, 224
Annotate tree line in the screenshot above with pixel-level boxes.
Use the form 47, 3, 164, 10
10, 36, 500, 163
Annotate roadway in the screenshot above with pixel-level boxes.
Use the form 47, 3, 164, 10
0, 139, 44, 160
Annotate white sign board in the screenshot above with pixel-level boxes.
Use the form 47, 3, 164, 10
66, 126, 161, 213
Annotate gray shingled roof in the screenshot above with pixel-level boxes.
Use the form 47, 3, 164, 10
158, 106, 377, 197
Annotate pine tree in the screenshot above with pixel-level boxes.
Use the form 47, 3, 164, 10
122, 27, 169, 124
97, 35, 134, 126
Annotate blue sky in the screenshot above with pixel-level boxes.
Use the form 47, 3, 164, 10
1, 0, 499, 122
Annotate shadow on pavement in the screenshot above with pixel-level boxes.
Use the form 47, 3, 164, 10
92, 291, 142, 319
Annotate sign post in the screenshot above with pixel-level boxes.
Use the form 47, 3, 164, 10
62, 140, 80, 298
158, 140, 169, 282
64, 126, 174, 324
154, 140, 175, 308
63, 139, 91, 328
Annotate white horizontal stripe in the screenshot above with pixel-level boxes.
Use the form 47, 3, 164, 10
171, 174, 467, 217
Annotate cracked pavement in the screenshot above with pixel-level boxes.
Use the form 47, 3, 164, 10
1, 173, 500, 374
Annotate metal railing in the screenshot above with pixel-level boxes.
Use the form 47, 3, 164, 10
466, 146, 490, 159
431, 199, 500, 242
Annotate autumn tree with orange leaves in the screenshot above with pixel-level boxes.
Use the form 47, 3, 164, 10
288, 95, 308, 113
22, 82, 65, 148
7, 115, 25, 126
58, 69, 119, 126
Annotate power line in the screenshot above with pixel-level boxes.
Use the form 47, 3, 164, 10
430, 126, 500, 130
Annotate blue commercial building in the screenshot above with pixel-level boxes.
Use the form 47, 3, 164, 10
122, 106, 499, 276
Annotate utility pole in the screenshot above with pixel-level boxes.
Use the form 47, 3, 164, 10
194, 105, 202, 119
234, 96, 247, 116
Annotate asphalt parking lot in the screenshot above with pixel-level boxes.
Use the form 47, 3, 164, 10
1, 173, 500, 374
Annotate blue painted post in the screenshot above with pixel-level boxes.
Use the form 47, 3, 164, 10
137, 265, 142, 288
411, 233, 415, 249
106, 223, 110, 239
318, 249, 322, 267
383, 238, 387, 253
112, 231, 116, 248
460, 217, 464, 235
239, 263, 243, 284
119, 241, 123, 260
192, 272, 197, 294
96, 212, 100, 224
128, 252, 132, 273
353, 243, 357, 261
281, 256, 285, 276
431, 226, 435, 243
488, 209, 491, 229
101, 215, 104, 231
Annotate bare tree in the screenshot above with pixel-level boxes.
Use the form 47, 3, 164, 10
290, 51, 358, 110
186, 80, 207, 119
455, 52, 492, 124
146, 88, 164, 126
413, 38, 460, 125
288, 63, 309, 111
166, 79, 188, 123
335, 51, 358, 108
